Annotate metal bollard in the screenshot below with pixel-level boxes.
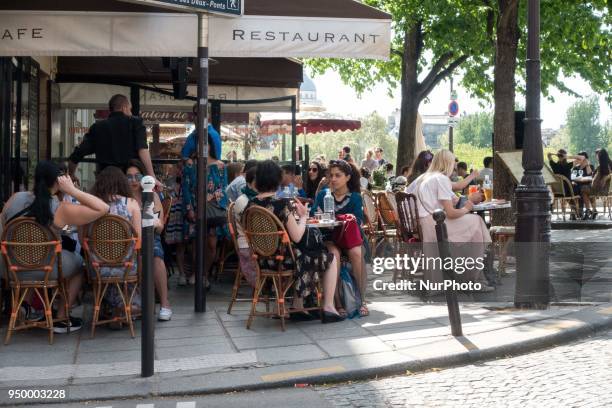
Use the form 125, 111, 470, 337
140, 176, 156, 377
433, 209, 463, 337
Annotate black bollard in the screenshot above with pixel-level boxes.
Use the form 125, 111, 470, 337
140, 176, 156, 377
433, 209, 463, 337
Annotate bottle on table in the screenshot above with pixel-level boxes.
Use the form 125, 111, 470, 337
483, 175, 493, 202
323, 188, 335, 221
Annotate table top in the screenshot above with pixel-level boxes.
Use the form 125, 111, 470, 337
306, 220, 343, 228
472, 201, 512, 212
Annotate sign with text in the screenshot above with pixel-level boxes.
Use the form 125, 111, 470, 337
209, 15, 391, 60
0, 11, 197, 56
118, 0, 243, 16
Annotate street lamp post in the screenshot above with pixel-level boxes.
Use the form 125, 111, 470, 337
514, 0, 550, 308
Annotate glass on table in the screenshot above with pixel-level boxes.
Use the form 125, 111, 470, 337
468, 185, 479, 195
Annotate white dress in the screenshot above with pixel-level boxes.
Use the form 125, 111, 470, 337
406, 173, 491, 284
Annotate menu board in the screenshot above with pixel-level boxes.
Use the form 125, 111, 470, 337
496, 150, 557, 185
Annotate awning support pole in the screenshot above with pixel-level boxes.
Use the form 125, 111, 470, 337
291, 96, 297, 168
195, 12, 209, 313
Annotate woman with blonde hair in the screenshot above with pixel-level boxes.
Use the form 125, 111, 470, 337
406, 150, 493, 290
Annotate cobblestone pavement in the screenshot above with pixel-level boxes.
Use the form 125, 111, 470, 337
316, 330, 612, 408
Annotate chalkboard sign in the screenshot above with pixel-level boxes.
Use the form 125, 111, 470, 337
496, 150, 557, 185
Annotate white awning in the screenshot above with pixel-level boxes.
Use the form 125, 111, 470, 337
0, 11, 390, 60
59, 83, 298, 112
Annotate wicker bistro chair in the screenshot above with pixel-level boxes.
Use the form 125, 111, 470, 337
551, 175, 581, 220
394, 192, 424, 282
375, 192, 401, 248
226, 202, 257, 314
1, 217, 69, 345
590, 174, 611, 219
243, 205, 322, 331
82, 215, 140, 338
361, 190, 384, 253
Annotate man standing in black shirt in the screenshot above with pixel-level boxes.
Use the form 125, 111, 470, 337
68, 94, 156, 180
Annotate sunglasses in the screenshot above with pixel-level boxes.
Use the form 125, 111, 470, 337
127, 174, 143, 182
308, 167, 318, 172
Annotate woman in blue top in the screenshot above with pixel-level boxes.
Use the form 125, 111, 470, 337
311, 160, 368, 316
182, 132, 228, 288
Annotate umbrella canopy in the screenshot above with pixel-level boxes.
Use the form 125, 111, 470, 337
260, 118, 361, 136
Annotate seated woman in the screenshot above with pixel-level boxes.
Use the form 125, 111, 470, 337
571, 152, 595, 220
0, 161, 109, 333
233, 165, 259, 287
89, 166, 142, 321
247, 160, 343, 323
311, 160, 369, 317
125, 160, 172, 321
406, 150, 493, 291
305, 161, 326, 200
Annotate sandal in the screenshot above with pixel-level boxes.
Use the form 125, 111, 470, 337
337, 307, 348, 318
359, 303, 369, 317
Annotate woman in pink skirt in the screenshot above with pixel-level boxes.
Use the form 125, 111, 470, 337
406, 150, 494, 291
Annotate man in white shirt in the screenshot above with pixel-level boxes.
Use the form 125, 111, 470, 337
478, 156, 493, 182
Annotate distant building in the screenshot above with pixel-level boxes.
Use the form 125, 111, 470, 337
541, 128, 558, 146
300, 75, 325, 112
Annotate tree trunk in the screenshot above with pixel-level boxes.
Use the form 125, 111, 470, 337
492, 0, 519, 226
396, 23, 421, 173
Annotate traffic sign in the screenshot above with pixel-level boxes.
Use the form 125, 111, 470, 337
447, 116, 459, 127
450, 90, 458, 101
448, 100, 459, 117
118, 0, 243, 16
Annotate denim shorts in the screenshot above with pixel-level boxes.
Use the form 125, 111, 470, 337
154, 234, 164, 259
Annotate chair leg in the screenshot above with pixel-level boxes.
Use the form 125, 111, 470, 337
247, 277, 264, 330
227, 265, 243, 315
4, 288, 19, 345
91, 282, 103, 338
272, 276, 286, 332
123, 282, 135, 338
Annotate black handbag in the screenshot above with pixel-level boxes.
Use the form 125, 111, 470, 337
206, 202, 227, 228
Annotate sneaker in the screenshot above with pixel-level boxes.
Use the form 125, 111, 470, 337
591, 210, 598, 220
158, 307, 173, 321
178, 275, 187, 286
582, 209, 592, 220
53, 316, 83, 334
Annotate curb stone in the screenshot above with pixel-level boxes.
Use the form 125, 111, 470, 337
1, 306, 611, 406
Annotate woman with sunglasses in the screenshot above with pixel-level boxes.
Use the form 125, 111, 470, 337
305, 161, 326, 201
126, 160, 172, 321
311, 160, 369, 317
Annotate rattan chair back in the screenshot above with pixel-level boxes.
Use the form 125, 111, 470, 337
376, 192, 399, 226
555, 175, 577, 198
161, 195, 173, 226
395, 192, 422, 242
1, 217, 61, 282
361, 190, 379, 229
243, 205, 293, 261
83, 214, 138, 267
227, 201, 240, 250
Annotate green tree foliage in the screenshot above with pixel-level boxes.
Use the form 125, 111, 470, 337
306, 0, 610, 177
305, 112, 397, 165
455, 112, 494, 148
566, 96, 605, 155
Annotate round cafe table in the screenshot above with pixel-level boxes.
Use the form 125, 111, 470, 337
306, 219, 343, 228
471, 200, 512, 225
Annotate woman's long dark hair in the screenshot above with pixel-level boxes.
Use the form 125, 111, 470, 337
597, 149, 611, 176
305, 161, 326, 200
407, 150, 434, 184
90, 166, 133, 203
328, 159, 361, 193
29, 161, 62, 226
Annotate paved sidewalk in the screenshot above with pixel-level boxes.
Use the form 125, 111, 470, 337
0, 229, 611, 405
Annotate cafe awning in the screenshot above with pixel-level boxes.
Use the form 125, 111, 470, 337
0, 1, 391, 60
